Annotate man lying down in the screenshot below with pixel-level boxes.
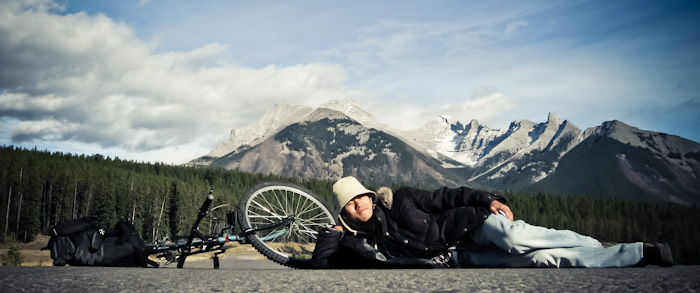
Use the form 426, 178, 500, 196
310, 177, 673, 269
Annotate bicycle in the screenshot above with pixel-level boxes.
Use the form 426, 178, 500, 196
148, 182, 336, 269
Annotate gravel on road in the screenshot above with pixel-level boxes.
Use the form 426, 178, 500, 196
1, 254, 698, 292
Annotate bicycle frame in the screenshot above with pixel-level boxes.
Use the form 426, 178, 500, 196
147, 190, 294, 269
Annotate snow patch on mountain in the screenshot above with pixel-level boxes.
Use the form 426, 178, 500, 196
453, 120, 505, 166
318, 100, 387, 131
581, 120, 700, 174
188, 103, 313, 165
399, 116, 504, 167
189, 100, 700, 205
462, 113, 583, 184
372, 111, 587, 192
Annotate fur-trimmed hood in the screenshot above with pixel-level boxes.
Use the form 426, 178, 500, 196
376, 186, 393, 210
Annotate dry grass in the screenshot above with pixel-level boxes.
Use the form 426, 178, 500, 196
173, 242, 266, 262
0, 234, 271, 266
0, 234, 53, 266
259, 242, 316, 259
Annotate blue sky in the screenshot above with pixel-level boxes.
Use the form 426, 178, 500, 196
1, 0, 699, 164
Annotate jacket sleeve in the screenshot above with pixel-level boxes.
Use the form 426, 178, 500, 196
399, 186, 506, 214
310, 226, 343, 269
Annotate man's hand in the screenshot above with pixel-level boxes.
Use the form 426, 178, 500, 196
490, 200, 514, 221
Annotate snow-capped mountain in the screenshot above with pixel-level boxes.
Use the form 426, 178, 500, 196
398, 112, 584, 187
206, 106, 460, 186
189, 100, 700, 205
400, 113, 579, 169
188, 103, 314, 166
188, 100, 386, 166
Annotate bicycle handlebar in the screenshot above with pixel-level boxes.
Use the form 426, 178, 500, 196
199, 189, 214, 217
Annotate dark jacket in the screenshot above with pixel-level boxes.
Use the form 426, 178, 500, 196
310, 186, 505, 269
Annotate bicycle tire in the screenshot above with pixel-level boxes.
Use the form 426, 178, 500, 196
237, 182, 336, 269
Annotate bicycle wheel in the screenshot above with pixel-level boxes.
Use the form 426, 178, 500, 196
238, 182, 336, 268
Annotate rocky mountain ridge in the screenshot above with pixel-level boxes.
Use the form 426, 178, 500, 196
189, 100, 700, 205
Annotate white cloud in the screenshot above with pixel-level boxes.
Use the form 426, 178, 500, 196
334, 11, 695, 134
368, 91, 516, 132
456, 92, 516, 124
506, 20, 528, 35
0, 1, 355, 163
2, 0, 699, 163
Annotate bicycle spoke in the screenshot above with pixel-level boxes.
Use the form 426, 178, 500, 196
250, 197, 283, 220
293, 223, 320, 240
282, 189, 290, 216
246, 209, 278, 224
294, 196, 312, 219
270, 190, 286, 215
291, 191, 305, 216
295, 205, 324, 219
257, 193, 280, 213
297, 212, 331, 225
239, 183, 336, 266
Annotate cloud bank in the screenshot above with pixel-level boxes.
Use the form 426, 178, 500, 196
1, 0, 698, 163
0, 1, 359, 162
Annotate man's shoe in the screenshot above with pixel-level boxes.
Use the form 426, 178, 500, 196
643, 242, 674, 267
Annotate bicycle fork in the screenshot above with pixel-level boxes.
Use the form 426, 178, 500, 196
177, 190, 214, 268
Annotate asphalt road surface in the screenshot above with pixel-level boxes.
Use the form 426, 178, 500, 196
2, 254, 699, 292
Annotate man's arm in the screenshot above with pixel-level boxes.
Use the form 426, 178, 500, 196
402, 186, 508, 214
310, 225, 343, 269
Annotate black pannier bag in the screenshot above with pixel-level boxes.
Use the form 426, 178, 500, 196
44, 217, 158, 268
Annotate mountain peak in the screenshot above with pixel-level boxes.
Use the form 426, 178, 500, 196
303, 107, 353, 123
319, 99, 381, 128
597, 120, 635, 137
193, 103, 313, 162
547, 112, 562, 125
320, 99, 360, 110
426, 115, 453, 128
438, 115, 453, 122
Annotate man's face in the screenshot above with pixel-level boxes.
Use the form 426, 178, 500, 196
343, 194, 373, 224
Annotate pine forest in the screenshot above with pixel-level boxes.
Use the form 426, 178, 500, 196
1, 145, 699, 264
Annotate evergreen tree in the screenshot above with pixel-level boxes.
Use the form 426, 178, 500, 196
1, 235, 23, 266
0, 145, 698, 264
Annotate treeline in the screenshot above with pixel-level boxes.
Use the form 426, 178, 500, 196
1, 145, 699, 264
504, 191, 700, 265
0, 146, 334, 245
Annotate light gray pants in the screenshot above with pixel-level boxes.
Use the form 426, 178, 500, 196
455, 214, 643, 268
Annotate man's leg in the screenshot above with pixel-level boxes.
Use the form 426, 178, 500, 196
471, 213, 603, 254
462, 214, 643, 267
455, 243, 643, 268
